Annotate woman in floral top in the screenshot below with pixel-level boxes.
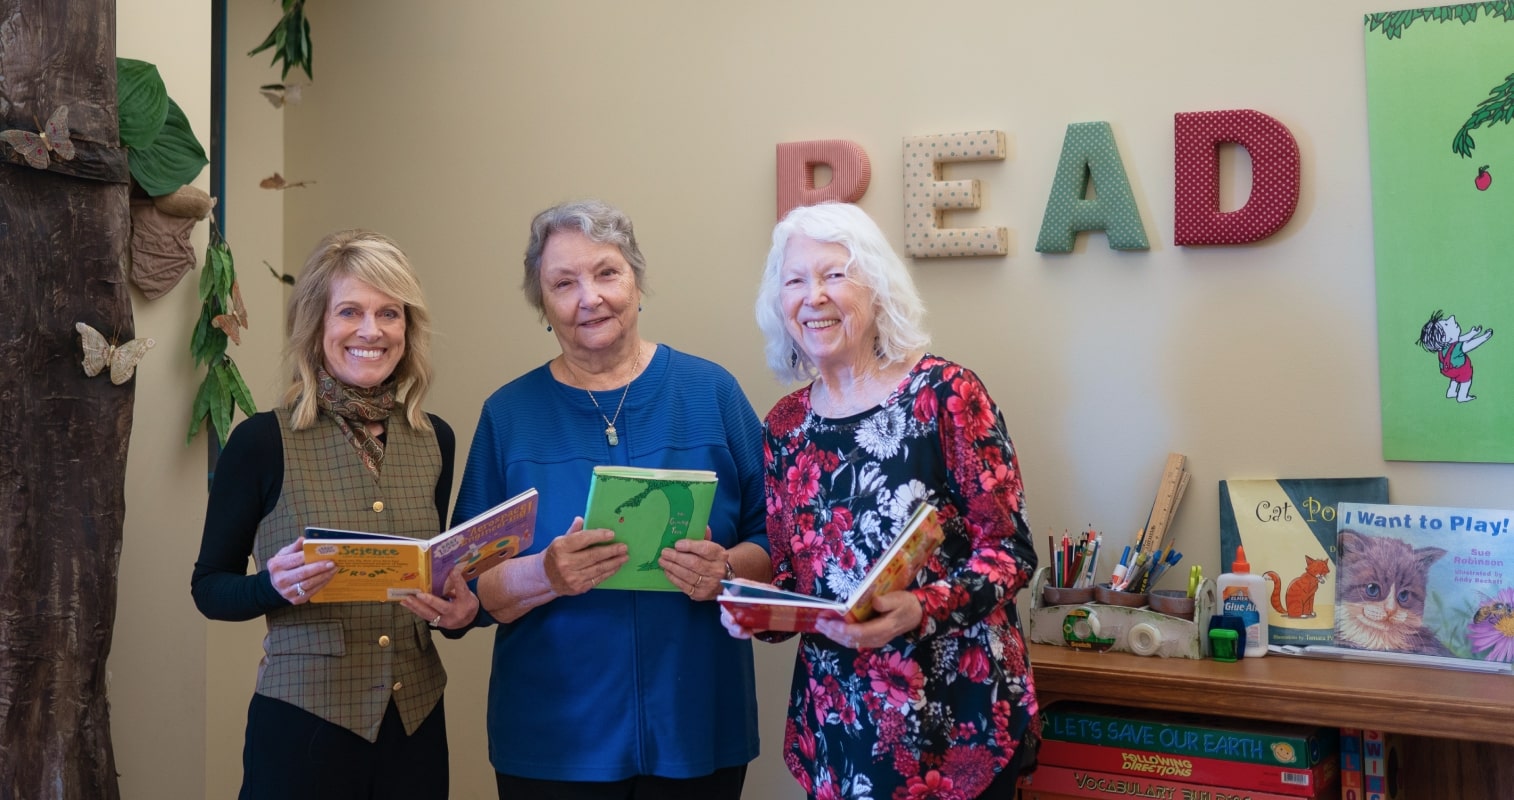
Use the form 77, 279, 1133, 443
724, 203, 1039, 800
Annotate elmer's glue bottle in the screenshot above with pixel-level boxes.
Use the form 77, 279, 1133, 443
1217, 546, 1268, 658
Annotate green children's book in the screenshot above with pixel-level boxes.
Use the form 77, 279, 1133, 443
583, 466, 718, 591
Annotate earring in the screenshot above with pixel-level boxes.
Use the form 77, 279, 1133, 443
638, 304, 643, 312
789, 347, 799, 368
873, 337, 884, 359
546, 324, 553, 332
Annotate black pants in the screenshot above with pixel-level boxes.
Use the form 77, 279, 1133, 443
239, 694, 448, 800
496, 764, 747, 800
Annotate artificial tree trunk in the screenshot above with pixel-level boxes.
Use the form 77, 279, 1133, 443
0, 1, 132, 797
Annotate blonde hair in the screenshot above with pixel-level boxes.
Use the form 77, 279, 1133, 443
282, 229, 434, 430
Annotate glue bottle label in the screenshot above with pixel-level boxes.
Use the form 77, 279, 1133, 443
1221, 586, 1264, 655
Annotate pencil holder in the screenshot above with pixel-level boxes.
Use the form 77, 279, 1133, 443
1041, 584, 1095, 606
1093, 583, 1149, 608
1027, 566, 1216, 659
1148, 589, 1196, 620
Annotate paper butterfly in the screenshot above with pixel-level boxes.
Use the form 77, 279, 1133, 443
76, 322, 156, 385
212, 281, 250, 345
1, 106, 75, 170
259, 172, 314, 190
259, 82, 304, 108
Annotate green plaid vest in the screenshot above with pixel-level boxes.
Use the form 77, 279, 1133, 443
252, 406, 447, 742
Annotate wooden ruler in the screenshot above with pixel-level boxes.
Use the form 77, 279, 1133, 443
1139, 452, 1187, 559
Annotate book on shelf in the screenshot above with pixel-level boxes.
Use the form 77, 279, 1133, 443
1360, 729, 1404, 800
1019, 763, 1337, 800
304, 488, 538, 603
582, 465, 717, 591
717, 502, 944, 633
1333, 502, 1514, 667
1037, 737, 1336, 797
1339, 728, 1363, 800
1219, 477, 1389, 647
1042, 702, 1338, 769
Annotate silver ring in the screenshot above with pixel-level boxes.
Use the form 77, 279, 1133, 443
431, 614, 442, 626
294, 581, 306, 597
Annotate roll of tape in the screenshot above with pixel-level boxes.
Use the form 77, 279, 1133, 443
1128, 622, 1161, 656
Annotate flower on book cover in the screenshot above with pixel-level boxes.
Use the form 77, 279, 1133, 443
1467, 586, 1514, 663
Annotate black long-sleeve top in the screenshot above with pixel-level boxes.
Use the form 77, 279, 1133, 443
190, 410, 455, 621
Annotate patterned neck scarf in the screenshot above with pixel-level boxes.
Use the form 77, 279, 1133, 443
315, 366, 398, 476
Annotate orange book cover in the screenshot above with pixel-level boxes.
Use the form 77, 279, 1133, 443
304, 488, 537, 602
718, 502, 943, 633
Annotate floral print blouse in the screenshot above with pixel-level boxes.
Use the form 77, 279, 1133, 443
762, 354, 1039, 800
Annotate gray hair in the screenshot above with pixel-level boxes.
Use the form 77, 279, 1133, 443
522, 199, 647, 316
755, 202, 928, 384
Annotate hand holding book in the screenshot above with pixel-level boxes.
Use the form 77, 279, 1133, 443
399, 562, 480, 629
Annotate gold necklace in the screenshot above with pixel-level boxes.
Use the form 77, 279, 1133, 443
566, 345, 640, 446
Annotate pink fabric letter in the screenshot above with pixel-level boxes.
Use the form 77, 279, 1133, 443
775, 140, 871, 221
1174, 110, 1300, 246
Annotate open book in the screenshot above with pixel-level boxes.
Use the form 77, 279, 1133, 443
718, 502, 943, 633
583, 466, 717, 591
304, 488, 538, 602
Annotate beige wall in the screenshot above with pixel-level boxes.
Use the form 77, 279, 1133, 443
105, 2, 1514, 799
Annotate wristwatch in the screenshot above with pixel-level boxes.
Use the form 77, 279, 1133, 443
724, 559, 736, 581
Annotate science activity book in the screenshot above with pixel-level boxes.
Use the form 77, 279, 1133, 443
305, 488, 538, 602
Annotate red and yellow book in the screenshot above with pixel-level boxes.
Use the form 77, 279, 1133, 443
1039, 738, 1337, 797
717, 502, 943, 633
1020, 764, 1337, 800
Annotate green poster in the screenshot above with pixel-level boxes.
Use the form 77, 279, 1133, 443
1364, 4, 1514, 462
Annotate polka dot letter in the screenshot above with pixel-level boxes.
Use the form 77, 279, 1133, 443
1174, 110, 1300, 246
902, 131, 1008, 258
1035, 121, 1150, 253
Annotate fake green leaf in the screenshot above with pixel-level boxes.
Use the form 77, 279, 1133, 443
249, 0, 313, 81
127, 98, 208, 196
186, 366, 218, 445
223, 359, 257, 419
116, 58, 169, 150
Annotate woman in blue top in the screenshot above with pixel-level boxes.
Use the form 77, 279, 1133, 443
451, 199, 770, 799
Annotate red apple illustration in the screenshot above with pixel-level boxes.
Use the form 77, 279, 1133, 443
1475, 165, 1492, 191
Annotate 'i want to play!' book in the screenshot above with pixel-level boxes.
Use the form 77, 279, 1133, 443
304, 488, 538, 602
718, 502, 943, 633
583, 465, 718, 591
1333, 502, 1514, 667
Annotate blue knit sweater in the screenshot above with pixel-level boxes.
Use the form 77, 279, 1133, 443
452, 344, 768, 781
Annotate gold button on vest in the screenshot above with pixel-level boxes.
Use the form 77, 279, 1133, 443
372, 501, 384, 512
392, 681, 403, 691
378, 635, 391, 648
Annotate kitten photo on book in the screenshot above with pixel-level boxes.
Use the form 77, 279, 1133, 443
1334, 502, 1514, 666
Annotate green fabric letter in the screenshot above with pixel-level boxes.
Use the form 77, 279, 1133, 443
1035, 121, 1149, 253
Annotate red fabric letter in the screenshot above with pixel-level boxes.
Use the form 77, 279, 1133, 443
1174, 110, 1300, 246
775, 140, 871, 221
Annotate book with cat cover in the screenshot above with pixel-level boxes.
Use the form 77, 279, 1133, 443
1334, 502, 1514, 667
304, 488, 538, 602
717, 502, 944, 633
583, 466, 717, 591
1219, 478, 1390, 647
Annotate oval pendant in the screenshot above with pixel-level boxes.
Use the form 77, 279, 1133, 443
606, 425, 619, 446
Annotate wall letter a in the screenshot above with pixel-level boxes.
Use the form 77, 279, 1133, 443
1035, 121, 1149, 253
775, 140, 871, 221
1174, 110, 1300, 246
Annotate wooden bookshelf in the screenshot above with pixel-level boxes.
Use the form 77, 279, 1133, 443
1029, 643, 1514, 798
